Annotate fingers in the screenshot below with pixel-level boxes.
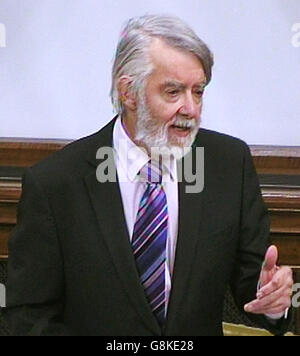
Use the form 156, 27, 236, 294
244, 266, 293, 315
245, 286, 291, 314
244, 289, 291, 315
258, 266, 293, 298
244, 295, 291, 315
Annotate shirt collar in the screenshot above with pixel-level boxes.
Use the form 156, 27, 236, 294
113, 116, 177, 183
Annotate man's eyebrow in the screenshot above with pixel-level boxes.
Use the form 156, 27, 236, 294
162, 81, 185, 89
162, 80, 207, 89
194, 81, 207, 88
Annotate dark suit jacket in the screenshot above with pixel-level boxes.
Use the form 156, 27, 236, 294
4, 119, 287, 335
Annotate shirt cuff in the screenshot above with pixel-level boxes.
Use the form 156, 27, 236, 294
265, 312, 285, 320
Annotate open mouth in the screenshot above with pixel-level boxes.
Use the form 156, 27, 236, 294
171, 125, 190, 131
170, 122, 194, 136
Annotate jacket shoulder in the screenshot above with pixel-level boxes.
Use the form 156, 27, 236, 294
196, 128, 248, 150
29, 118, 116, 180
31, 131, 100, 173
195, 128, 252, 166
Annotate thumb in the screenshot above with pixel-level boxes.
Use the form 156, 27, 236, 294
262, 245, 278, 271
259, 245, 278, 287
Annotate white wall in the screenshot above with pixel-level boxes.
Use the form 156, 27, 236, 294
0, 0, 299, 145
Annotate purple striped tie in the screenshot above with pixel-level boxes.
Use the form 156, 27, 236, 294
132, 160, 168, 326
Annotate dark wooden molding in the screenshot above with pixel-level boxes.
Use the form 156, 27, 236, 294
1, 139, 300, 171
0, 138, 70, 168
250, 145, 300, 175
0, 179, 21, 259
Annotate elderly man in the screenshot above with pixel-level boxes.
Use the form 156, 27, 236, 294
4, 15, 293, 336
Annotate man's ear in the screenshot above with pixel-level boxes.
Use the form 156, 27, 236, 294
118, 76, 137, 111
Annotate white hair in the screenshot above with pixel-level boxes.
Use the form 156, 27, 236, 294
110, 14, 214, 115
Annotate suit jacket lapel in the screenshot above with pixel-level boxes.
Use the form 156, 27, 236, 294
166, 147, 204, 328
84, 119, 161, 334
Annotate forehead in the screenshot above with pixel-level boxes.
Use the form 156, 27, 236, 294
147, 38, 206, 86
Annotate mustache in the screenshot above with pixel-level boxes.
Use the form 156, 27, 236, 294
170, 116, 198, 130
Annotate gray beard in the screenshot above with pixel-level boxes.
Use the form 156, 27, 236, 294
134, 95, 199, 161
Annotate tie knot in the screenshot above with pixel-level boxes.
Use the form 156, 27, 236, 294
139, 160, 162, 184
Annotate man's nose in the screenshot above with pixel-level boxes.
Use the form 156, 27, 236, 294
178, 93, 199, 118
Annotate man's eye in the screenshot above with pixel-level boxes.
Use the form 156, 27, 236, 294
194, 90, 204, 97
167, 90, 179, 96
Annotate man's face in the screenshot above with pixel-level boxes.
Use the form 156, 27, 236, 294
134, 38, 206, 157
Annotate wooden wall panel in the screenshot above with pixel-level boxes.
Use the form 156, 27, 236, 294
0, 225, 10, 260
271, 235, 300, 266
0, 138, 70, 167
251, 146, 300, 175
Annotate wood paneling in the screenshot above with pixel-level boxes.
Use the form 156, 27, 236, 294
271, 234, 300, 266
0, 225, 10, 260
251, 146, 300, 175
0, 138, 70, 167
